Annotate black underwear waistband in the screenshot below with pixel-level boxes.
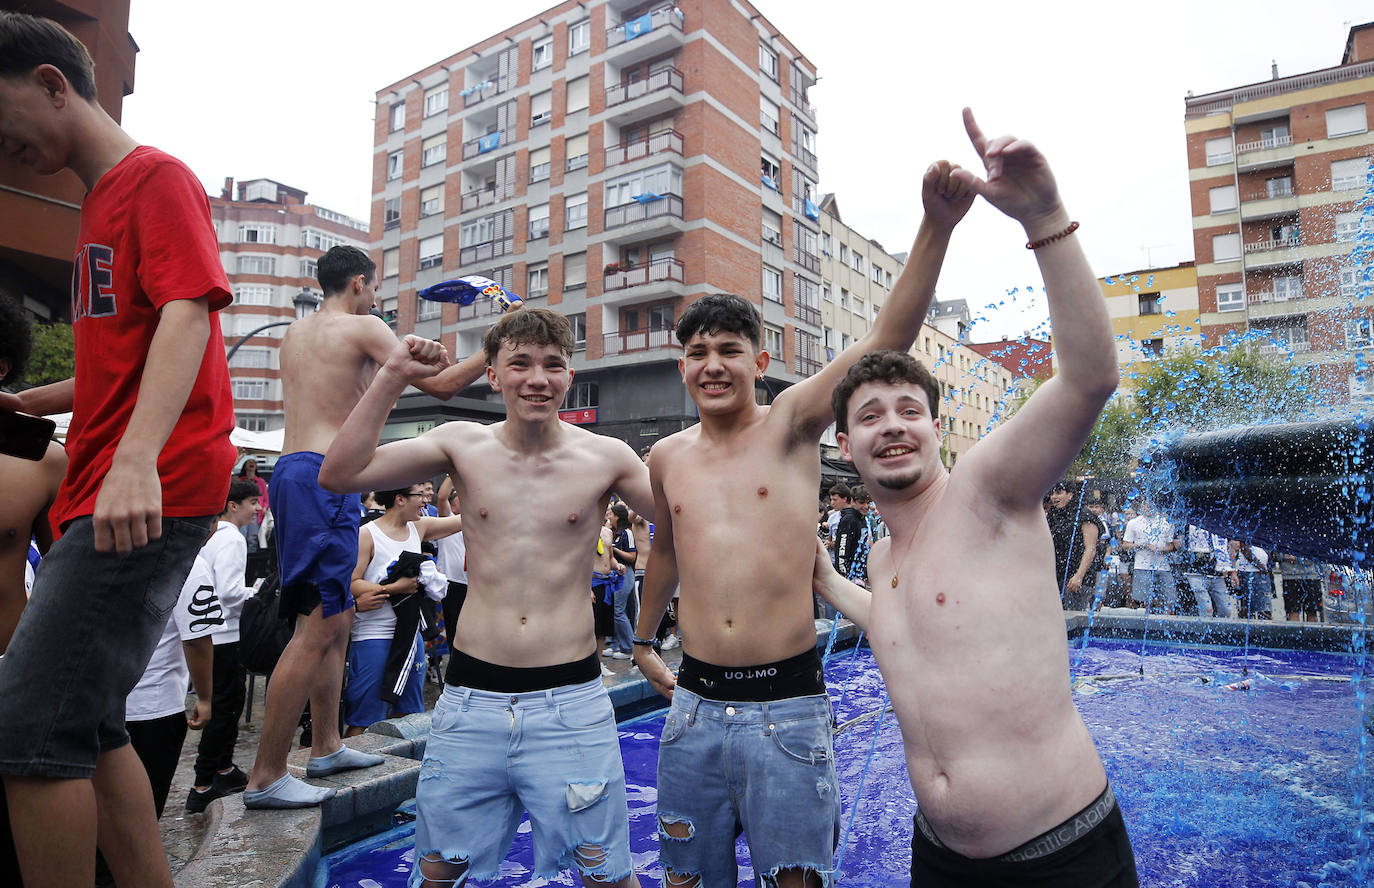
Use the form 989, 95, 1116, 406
677, 648, 826, 702
915, 782, 1118, 863
445, 649, 601, 693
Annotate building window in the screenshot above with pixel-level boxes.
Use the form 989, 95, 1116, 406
1272, 274, 1302, 301
301, 229, 347, 251
528, 262, 549, 297
301, 257, 317, 280
231, 348, 271, 369
237, 255, 276, 275
567, 313, 587, 350
763, 323, 784, 357
1352, 372, 1374, 400
1140, 338, 1164, 357
760, 153, 781, 191
760, 96, 779, 135
1138, 292, 1162, 315
1204, 136, 1233, 166
420, 185, 443, 217
233, 380, 269, 400
417, 291, 441, 321
1265, 176, 1293, 198
1336, 212, 1374, 242
1332, 157, 1371, 191
1326, 104, 1368, 139
235, 285, 272, 306
529, 203, 550, 239
569, 19, 590, 55
424, 84, 449, 117
762, 210, 782, 247
531, 90, 552, 127
565, 192, 588, 230
1346, 264, 1371, 299
565, 134, 589, 172
242, 181, 278, 202
384, 197, 400, 229
238, 224, 276, 244
821, 232, 831, 255
1211, 233, 1240, 262
763, 266, 782, 303
839, 244, 849, 264
530, 146, 551, 183
422, 134, 446, 167
1215, 283, 1243, 313
872, 264, 884, 284
390, 101, 405, 131
237, 414, 270, 432
564, 381, 597, 409
387, 150, 402, 180
1208, 185, 1237, 214
839, 288, 848, 310
759, 42, 778, 80
1347, 317, 1373, 349
418, 234, 443, 270
383, 248, 399, 278
532, 36, 554, 70
566, 76, 589, 114
886, 270, 893, 287
460, 215, 495, 247
850, 251, 863, 273
822, 283, 831, 302
603, 163, 681, 206
564, 252, 587, 290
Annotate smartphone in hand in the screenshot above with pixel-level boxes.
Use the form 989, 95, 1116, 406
0, 411, 56, 461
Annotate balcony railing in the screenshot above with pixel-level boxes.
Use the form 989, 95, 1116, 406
462, 75, 511, 108
602, 327, 676, 356
605, 5, 684, 49
791, 87, 816, 121
793, 246, 820, 274
604, 192, 684, 229
462, 131, 504, 159
457, 299, 504, 320
1236, 134, 1293, 154
1186, 60, 1374, 119
1244, 185, 1295, 202
458, 237, 512, 266
794, 353, 823, 376
795, 144, 817, 171
604, 129, 683, 167
1244, 235, 1300, 253
794, 303, 822, 326
1258, 339, 1310, 354
461, 187, 496, 212
606, 67, 683, 109
1247, 288, 1304, 304
603, 257, 684, 292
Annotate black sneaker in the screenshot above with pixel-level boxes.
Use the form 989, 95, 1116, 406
212, 765, 249, 794
185, 784, 229, 814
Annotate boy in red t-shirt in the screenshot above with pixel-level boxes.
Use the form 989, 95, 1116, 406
0, 13, 236, 887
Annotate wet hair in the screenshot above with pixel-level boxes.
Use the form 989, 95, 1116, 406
0, 13, 98, 102
0, 294, 32, 387
482, 307, 575, 363
829, 483, 852, 500
832, 350, 941, 434
317, 246, 375, 295
376, 486, 417, 510
675, 293, 761, 348
224, 479, 260, 511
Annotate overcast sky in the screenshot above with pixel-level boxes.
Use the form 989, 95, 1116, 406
122, 0, 1372, 340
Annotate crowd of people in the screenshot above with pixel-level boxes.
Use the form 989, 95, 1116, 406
0, 12, 1149, 886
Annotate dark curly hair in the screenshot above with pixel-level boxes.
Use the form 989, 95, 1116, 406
0, 295, 33, 387
675, 293, 760, 348
482, 307, 574, 363
831, 350, 940, 434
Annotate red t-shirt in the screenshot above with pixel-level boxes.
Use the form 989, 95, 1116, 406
51, 146, 236, 530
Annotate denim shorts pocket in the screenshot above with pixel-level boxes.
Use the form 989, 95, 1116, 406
142, 518, 208, 620
659, 708, 689, 746
430, 698, 464, 735
555, 694, 615, 730
769, 716, 833, 766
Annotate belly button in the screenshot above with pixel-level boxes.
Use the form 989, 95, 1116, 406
521, 617, 527, 625
725, 619, 733, 628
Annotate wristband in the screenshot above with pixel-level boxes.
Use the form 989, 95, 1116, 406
632, 635, 657, 647
1026, 220, 1079, 250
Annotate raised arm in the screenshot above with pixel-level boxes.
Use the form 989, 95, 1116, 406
418, 514, 464, 541
774, 161, 974, 438
319, 336, 453, 494
953, 108, 1118, 511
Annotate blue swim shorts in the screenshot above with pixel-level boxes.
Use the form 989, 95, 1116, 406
410, 679, 633, 885
268, 451, 360, 619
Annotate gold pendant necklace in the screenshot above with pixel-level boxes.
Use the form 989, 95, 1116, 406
889, 518, 922, 589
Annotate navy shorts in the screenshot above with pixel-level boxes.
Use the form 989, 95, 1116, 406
0, 515, 212, 778
345, 637, 425, 728
269, 452, 360, 619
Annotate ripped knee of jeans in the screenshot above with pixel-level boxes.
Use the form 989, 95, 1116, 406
417, 851, 469, 887
658, 813, 694, 841
664, 868, 702, 888
760, 864, 829, 888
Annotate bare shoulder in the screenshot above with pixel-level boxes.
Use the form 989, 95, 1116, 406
42, 440, 68, 478
646, 423, 698, 467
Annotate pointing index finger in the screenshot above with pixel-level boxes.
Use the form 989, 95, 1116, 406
962, 107, 987, 158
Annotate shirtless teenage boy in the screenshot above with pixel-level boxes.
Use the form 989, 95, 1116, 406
631, 163, 972, 887
815, 110, 1137, 886
320, 308, 653, 887
244, 245, 497, 808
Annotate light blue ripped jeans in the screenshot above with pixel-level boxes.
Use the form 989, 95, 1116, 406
410, 679, 634, 885
656, 687, 841, 887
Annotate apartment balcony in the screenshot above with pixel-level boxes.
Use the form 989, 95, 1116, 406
456, 299, 505, 321
794, 303, 822, 327
790, 86, 816, 123
1236, 135, 1296, 173
604, 4, 685, 66
793, 245, 820, 274
793, 143, 817, 174
601, 257, 687, 306
462, 131, 505, 160
604, 129, 683, 168
460, 186, 496, 213
1240, 185, 1299, 221
1243, 234, 1302, 268
605, 67, 684, 126
602, 192, 686, 243
1247, 287, 1304, 305
794, 353, 822, 376
462, 70, 513, 108
458, 237, 513, 266
602, 327, 676, 358
1257, 339, 1310, 355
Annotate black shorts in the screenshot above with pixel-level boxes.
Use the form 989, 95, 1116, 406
911, 784, 1138, 887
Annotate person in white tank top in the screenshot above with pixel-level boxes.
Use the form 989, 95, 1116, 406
345, 483, 461, 734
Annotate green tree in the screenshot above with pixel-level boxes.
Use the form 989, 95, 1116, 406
23, 322, 75, 387
1130, 344, 1314, 430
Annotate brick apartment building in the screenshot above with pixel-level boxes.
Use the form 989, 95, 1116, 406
1184, 21, 1374, 404
212, 178, 369, 431
371, 0, 824, 446
0, 0, 136, 324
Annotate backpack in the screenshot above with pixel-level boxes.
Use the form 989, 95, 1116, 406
237, 571, 295, 676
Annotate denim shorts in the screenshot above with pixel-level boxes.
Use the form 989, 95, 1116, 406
269, 452, 359, 618
0, 515, 212, 778
657, 686, 841, 887
410, 679, 633, 885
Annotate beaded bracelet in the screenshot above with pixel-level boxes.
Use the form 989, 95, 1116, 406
1026, 221, 1080, 250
